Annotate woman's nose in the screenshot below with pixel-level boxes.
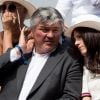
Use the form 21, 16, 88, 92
75, 40, 80, 46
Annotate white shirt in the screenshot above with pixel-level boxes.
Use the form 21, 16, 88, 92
82, 67, 100, 100
10, 48, 49, 100
56, 0, 100, 25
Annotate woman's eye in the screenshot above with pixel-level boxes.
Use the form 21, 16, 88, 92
75, 34, 82, 39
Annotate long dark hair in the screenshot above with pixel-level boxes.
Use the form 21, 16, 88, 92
71, 27, 100, 74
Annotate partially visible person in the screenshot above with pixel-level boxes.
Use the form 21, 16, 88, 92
56, 0, 100, 25
0, 0, 36, 55
0, 7, 83, 100
69, 20, 100, 100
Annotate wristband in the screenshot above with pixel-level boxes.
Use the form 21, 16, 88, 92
16, 45, 23, 56
16, 45, 27, 64
81, 93, 91, 97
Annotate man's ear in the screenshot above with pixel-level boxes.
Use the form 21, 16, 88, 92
28, 31, 34, 40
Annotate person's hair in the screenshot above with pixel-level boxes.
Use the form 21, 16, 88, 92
71, 27, 100, 74
30, 7, 64, 32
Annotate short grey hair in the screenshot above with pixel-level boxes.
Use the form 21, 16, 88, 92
30, 7, 64, 31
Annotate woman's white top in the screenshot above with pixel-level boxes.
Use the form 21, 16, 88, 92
82, 67, 100, 100
56, 0, 100, 25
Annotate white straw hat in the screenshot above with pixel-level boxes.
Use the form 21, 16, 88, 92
65, 15, 100, 36
67, 21, 100, 36
71, 14, 100, 26
0, 0, 36, 19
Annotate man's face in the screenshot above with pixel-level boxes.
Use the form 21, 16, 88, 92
32, 22, 62, 54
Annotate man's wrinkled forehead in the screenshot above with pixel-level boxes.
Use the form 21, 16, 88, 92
38, 22, 62, 29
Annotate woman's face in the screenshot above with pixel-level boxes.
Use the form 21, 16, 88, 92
0, 1, 27, 23
73, 31, 87, 56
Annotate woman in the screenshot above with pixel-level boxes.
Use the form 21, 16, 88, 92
69, 21, 100, 100
0, 0, 36, 55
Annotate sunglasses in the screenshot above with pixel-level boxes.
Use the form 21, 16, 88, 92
0, 3, 16, 13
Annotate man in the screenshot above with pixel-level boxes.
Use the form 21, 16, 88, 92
0, 7, 83, 100
0, 0, 36, 55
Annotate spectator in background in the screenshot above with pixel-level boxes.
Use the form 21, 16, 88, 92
69, 20, 100, 100
0, 7, 83, 100
0, 0, 36, 55
56, 0, 100, 25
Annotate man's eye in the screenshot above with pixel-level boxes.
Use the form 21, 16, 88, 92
53, 30, 59, 32
41, 29, 49, 32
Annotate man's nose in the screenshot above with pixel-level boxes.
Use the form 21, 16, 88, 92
47, 31, 54, 37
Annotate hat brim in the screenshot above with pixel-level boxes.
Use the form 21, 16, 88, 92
66, 21, 100, 36
0, 0, 36, 19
